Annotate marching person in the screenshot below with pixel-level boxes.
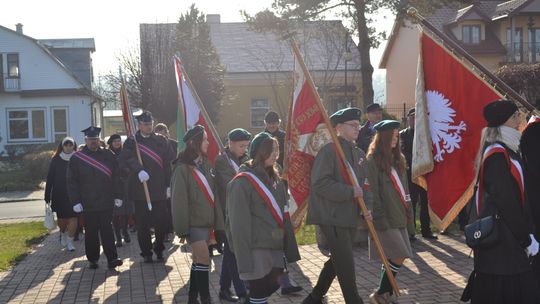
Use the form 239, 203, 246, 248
357, 103, 383, 153
45, 137, 78, 252
302, 108, 370, 304
107, 134, 132, 247
215, 128, 251, 303
365, 120, 414, 304
67, 127, 123, 269
171, 125, 225, 304
399, 108, 437, 240
263, 111, 285, 168
462, 100, 540, 303
227, 132, 300, 304
120, 111, 175, 263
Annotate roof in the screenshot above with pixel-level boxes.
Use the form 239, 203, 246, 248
38, 38, 96, 51
141, 20, 361, 74
493, 0, 533, 19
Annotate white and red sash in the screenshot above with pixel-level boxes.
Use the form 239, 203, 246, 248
138, 143, 163, 168
528, 115, 540, 126
475, 143, 525, 214
74, 151, 112, 178
191, 168, 215, 208
228, 156, 240, 173
235, 172, 286, 229
388, 168, 410, 211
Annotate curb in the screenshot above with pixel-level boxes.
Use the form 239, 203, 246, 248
0, 198, 43, 204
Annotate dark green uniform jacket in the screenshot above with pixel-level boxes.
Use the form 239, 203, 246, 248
215, 149, 249, 217
306, 137, 369, 228
364, 157, 414, 232
226, 164, 300, 274
170, 158, 224, 237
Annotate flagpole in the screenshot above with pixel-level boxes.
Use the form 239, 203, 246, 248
407, 7, 539, 115
290, 39, 401, 296
283, 55, 296, 181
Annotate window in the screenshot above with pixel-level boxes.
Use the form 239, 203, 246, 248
528, 28, 540, 63
7, 109, 46, 141
462, 25, 481, 44
507, 28, 523, 62
251, 98, 269, 128
52, 108, 68, 142
7, 54, 19, 78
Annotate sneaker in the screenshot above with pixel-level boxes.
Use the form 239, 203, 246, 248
66, 237, 76, 252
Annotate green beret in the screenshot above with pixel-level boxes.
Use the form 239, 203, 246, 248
228, 128, 252, 142
249, 132, 272, 159
373, 120, 401, 132
136, 111, 153, 122
183, 125, 205, 143
330, 107, 362, 126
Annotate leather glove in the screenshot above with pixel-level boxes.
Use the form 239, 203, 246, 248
526, 234, 539, 257
138, 170, 150, 183
214, 230, 227, 246
166, 187, 171, 199
114, 199, 123, 208
73, 203, 83, 213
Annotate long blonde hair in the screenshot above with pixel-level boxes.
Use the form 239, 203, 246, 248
473, 127, 501, 183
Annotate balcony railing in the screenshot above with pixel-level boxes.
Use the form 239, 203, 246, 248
504, 42, 540, 63
3, 78, 20, 92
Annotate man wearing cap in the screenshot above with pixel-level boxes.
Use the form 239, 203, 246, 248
67, 126, 123, 269
357, 103, 383, 153
119, 111, 176, 263
303, 107, 371, 304
264, 111, 286, 168
399, 108, 437, 240
215, 128, 251, 303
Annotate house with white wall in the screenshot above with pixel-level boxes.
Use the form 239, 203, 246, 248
0, 23, 101, 156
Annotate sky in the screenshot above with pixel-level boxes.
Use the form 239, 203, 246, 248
2, 0, 395, 77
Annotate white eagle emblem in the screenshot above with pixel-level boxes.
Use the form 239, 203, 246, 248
426, 90, 467, 162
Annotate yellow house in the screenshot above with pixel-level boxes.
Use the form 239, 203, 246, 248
380, 0, 540, 118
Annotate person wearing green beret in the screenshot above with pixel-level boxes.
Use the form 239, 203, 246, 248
170, 125, 225, 304
364, 120, 414, 304
227, 132, 300, 304
303, 107, 372, 304
215, 128, 251, 303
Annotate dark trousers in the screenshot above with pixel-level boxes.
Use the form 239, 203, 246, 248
409, 182, 431, 235
311, 225, 362, 304
166, 198, 173, 233
113, 214, 129, 242
134, 200, 167, 257
220, 238, 247, 296
84, 210, 117, 262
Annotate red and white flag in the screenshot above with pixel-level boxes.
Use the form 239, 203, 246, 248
413, 32, 502, 229
120, 82, 136, 137
174, 55, 220, 163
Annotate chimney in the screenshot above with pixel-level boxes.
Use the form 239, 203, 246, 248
207, 14, 221, 24
15, 23, 23, 34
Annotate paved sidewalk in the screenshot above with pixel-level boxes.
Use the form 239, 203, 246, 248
0, 230, 472, 303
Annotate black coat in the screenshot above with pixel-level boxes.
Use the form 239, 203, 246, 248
357, 121, 375, 153
474, 142, 534, 275
521, 122, 540, 236
45, 155, 76, 218
109, 148, 133, 217
119, 132, 175, 202
67, 146, 122, 212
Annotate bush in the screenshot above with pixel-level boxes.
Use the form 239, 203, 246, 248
0, 147, 54, 192
22, 150, 54, 183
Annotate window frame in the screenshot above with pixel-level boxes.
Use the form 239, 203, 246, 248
6, 53, 20, 79
6, 108, 47, 142
250, 98, 270, 128
462, 25, 481, 45
51, 107, 69, 143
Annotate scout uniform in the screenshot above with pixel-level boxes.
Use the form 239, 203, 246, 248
303, 108, 368, 304
264, 111, 286, 168
67, 126, 123, 269
215, 128, 251, 302
170, 125, 225, 304
357, 103, 382, 153
119, 111, 175, 262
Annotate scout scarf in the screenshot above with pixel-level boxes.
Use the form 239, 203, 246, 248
235, 171, 287, 229
191, 168, 215, 208
73, 151, 112, 178
138, 143, 163, 168
476, 143, 525, 214
388, 167, 411, 212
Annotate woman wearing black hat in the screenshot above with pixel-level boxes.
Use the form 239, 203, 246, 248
364, 120, 414, 304
227, 132, 300, 304
45, 137, 78, 252
171, 125, 225, 304
461, 100, 540, 303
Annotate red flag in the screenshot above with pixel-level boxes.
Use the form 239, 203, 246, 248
413, 32, 502, 229
285, 59, 332, 229
120, 82, 136, 137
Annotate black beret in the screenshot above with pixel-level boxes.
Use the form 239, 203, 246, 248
228, 128, 252, 142
330, 107, 362, 126
483, 99, 518, 128
264, 111, 280, 123
136, 111, 153, 122
366, 103, 382, 113
183, 125, 205, 143
81, 126, 101, 138
107, 134, 121, 146
373, 120, 401, 132
249, 132, 272, 159
407, 108, 415, 116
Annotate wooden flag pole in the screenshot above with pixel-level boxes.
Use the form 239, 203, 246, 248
290, 39, 401, 296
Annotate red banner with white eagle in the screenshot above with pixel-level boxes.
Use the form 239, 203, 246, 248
413, 32, 502, 230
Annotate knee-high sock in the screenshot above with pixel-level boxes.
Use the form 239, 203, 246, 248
189, 264, 199, 297
195, 263, 210, 299
377, 260, 401, 295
